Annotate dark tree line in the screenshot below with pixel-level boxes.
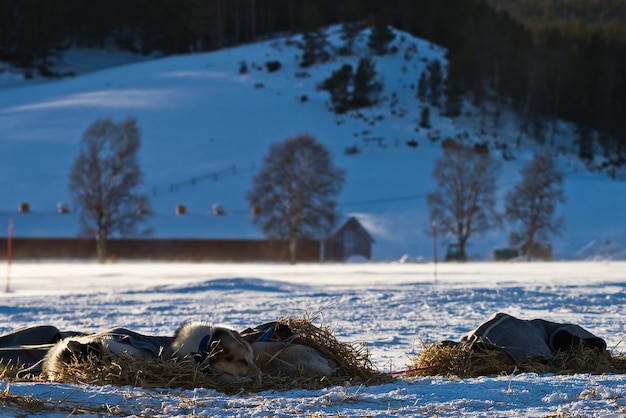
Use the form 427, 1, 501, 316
2, 0, 625, 164
0, 0, 347, 67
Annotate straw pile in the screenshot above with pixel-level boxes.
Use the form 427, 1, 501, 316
406, 340, 626, 378
3, 315, 391, 393
282, 316, 393, 386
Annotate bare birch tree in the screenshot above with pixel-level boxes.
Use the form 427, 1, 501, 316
69, 117, 151, 262
428, 144, 502, 261
247, 134, 345, 263
505, 152, 565, 260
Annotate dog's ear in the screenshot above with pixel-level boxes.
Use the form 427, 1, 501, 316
65, 339, 104, 361
206, 328, 234, 354
206, 328, 252, 361
209, 328, 230, 344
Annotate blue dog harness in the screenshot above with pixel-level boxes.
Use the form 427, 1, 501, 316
193, 334, 213, 365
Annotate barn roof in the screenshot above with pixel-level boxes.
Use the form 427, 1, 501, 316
329, 216, 375, 243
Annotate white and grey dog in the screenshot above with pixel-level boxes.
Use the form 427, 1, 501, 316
170, 321, 337, 381
168, 321, 260, 383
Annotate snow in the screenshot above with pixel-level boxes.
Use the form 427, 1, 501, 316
1, 260, 626, 416
0, 25, 624, 261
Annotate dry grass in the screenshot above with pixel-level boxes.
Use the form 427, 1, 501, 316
0, 381, 123, 416
283, 315, 393, 386
407, 340, 626, 378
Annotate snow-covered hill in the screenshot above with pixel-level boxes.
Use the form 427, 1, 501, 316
1, 26, 624, 260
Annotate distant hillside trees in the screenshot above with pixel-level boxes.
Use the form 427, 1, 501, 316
318, 64, 354, 113
340, 21, 365, 55
428, 144, 502, 261
300, 29, 331, 68
69, 117, 152, 262
426, 60, 444, 107
318, 56, 382, 113
368, 22, 396, 55
247, 134, 345, 263
419, 106, 431, 129
368, 6, 396, 55
505, 152, 565, 260
352, 56, 382, 107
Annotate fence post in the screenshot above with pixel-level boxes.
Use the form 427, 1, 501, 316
6, 217, 13, 292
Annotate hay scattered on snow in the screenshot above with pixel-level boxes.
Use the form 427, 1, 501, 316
0, 381, 120, 416
407, 340, 626, 378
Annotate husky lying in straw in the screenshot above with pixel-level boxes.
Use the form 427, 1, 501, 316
42, 321, 337, 382
42, 333, 154, 380
168, 321, 260, 383
170, 321, 337, 381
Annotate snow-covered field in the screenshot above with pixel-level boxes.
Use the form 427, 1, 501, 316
1, 260, 626, 417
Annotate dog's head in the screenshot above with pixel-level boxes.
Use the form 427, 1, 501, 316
42, 335, 106, 380
171, 321, 259, 383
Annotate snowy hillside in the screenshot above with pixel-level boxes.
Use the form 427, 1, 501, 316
1, 26, 624, 261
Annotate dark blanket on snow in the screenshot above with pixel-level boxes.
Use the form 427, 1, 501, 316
459, 312, 607, 364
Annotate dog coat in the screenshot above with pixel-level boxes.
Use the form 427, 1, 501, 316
0, 325, 174, 376
458, 312, 607, 364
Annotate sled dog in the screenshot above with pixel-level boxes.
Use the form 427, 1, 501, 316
171, 321, 337, 380
251, 340, 337, 378
169, 321, 259, 383
42, 334, 153, 380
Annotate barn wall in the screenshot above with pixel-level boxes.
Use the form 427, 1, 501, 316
0, 238, 321, 262
323, 230, 372, 261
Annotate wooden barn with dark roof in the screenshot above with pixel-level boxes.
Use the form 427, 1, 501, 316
323, 216, 375, 261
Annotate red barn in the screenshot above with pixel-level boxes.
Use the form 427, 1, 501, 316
323, 216, 374, 261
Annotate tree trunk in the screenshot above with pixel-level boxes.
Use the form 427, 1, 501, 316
289, 238, 297, 264
458, 242, 468, 262
96, 234, 107, 263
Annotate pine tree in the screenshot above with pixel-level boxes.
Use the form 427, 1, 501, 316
443, 65, 464, 117
318, 64, 354, 113
427, 60, 444, 107
352, 56, 381, 108
419, 106, 431, 129
576, 124, 595, 162
300, 29, 330, 68
368, 20, 395, 55
417, 72, 428, 102
340, 21, 363, 55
